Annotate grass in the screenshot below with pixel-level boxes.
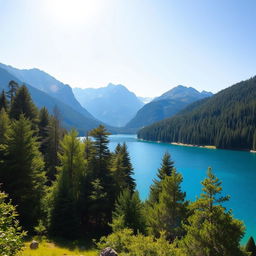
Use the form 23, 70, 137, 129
21, 241, 98, 256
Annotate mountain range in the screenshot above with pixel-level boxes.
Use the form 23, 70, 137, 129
0, 64, 105, 134
125, 85, 212, 130
73, 84, 144, 127
138, 77, 256, 150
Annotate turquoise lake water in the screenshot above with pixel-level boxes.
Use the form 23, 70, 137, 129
108, 134, 256, 244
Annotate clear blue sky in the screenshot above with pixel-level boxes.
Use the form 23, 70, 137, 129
0, 0, 256, 97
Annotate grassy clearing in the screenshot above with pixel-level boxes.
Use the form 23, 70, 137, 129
21, 242, 98, 256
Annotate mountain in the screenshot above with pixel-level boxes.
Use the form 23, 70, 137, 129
125, 85, 212, 130
73, 83, 144, 127
0, 66, 104, 134
0, 63, 94, 120
138, 77, 256, 151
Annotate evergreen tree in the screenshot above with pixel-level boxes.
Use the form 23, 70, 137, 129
111, 189, 145, 234
45, 109, 64, 182
0, 90, 8, 111
147, 169, 187, 241
245, 236, 256, 256
49, 129, 86, 238
148, 152, 175, 204
111, 143, 136, 194
1, 115, 46, 231
38, 107, 50, 155
89, 125, 111, 177
0, 108, 9, 145
180, 168, 245, 256
9, 85, 38, 122
7, 80, 19, 102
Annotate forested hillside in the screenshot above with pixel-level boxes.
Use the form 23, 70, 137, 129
138, 77, 256, 150
126, 85, 212, 130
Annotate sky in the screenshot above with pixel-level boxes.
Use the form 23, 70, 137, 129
0, 0, 256, 97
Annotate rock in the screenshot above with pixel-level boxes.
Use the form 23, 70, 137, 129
30, 240, 39, 249
100, 247, 118, 256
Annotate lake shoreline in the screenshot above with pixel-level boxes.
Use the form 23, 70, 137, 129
138, 138, 256, 153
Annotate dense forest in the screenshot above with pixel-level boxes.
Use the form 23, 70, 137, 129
0, 81, 255, 255
138, 76, 256, 151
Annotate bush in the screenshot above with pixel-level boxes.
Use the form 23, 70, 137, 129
0, 191, 25, 256
97, 228, 180, 256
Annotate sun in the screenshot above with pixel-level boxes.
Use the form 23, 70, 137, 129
43, 0, 103, 27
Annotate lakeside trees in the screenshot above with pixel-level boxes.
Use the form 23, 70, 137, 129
0, 83, 250, 255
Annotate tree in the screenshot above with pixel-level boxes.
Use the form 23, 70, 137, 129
1, 115, 46, 231
38, 107, 50, 155
44, 108, 64, 182
148, 152, 175, 204
180, 168, 245, 256
111, 143, 136, 195
245, 236, 256, 256
0, 191, 25, 256
147, 169, 187, 241
0, 90, 8, 111
111, 189, 145, 234
49, 129, 86, 238
7, 80, 19, 102
89, 125, 111, 177
0, 108, 9, 145
9, 85, 38, 123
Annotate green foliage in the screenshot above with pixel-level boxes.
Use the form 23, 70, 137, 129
138, 77, 256, 150
98, 228, 178, 256
148, 152, 174, 204
1, 115, 46, 231
7, 80, 19, 103
0, 90, 8, 111
245, 236, 256, 256
180, 168, 245, 256
111, 189, 145, 234
10, 85, 38, 122
111, 143, 136, 194
0, 191, 26, 256
49, 129, 86, 238
0, 108, 9, 146
147, 169, 187, 241
44, 110, 64, 182
38, 107, 50, 155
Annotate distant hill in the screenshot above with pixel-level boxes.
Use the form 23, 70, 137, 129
73, 83, 144, 127
138, 77, 256, 150
0, 66, 105, 134
0, 63, 94, 120
125, 85, 212, 130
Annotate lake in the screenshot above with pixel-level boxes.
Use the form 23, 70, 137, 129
108, 134, 256, 244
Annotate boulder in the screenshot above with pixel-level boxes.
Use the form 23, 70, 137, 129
100, 247, 118, 256
30, 240, 39, 249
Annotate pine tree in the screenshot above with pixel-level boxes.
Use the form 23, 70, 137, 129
148, 152, 175, 204
1, 115, 46, 231
0, 90, 8, 111
9, 85, 38, 122
111, 143, 136, 194
7, 80, 19, 102
38, 107, 50, 155
45, 110, 64, 182
147, 169, 187, 241
245, 236, 256, 256
49, 129, 86, 238
89, 125, 111, 177
180, 168, 245, 256
0, 108, 9, 145
111, 189, 145, 234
